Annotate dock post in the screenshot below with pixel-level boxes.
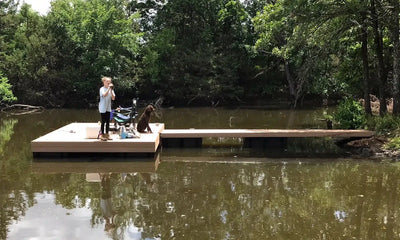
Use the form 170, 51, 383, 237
243, 137, 287, 149
162, 138, 203, 148
183, 138, 202, 148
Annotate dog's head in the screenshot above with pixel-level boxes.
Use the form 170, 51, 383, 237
145, 105, 155, 115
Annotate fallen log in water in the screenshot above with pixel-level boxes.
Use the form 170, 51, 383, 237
1, 104, 44, 115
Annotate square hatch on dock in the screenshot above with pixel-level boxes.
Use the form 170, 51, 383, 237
31, 122, 164, 156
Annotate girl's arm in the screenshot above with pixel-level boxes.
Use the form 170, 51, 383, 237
101, 88, 111, 97
111, 90, 115, 100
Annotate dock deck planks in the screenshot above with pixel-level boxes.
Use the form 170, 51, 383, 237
31, 122, 164, 153
160, 129, 375, 138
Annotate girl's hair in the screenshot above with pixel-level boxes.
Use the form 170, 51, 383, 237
102, 77, 112, 82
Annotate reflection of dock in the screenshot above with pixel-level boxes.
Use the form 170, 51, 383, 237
31, 122, 164, 156
32, 153, 160, 173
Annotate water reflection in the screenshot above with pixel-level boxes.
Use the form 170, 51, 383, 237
100, 173, 116, 234
28, 157, 160, 239
2, 108, 400, 239
0, 119, 18, 155
7, 156, 400, 239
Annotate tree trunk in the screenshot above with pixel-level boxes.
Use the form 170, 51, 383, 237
284, 59, 297, 108
371, 0, 387, 115
392, 0, 400, 115
361, 11, 372, 115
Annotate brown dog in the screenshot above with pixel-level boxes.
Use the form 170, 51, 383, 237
136, 105, 155, 133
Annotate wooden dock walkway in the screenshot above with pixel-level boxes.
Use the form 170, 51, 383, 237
160, 129, 374, 138
160, 128, 375, 148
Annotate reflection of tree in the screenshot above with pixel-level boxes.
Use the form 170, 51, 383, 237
2, 130, 400, 240
287, 138, 345, 157
102, 161, 400, 240
0, 110, 101, 239
64, 162, 398, 240
3, 109, 400, 239
386, 170, 398, 239
3, 156, 400, 240
0, 119, 18, 156
0, 118, 20, 240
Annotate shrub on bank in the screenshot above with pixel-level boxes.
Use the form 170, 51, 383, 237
366, 115, 400, 151
332, 98, 400, 152
385, 137, 400, 150
366, 114, 400, 136
333, 98, 366, 129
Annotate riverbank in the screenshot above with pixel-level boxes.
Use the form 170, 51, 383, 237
342, 136, 400, 160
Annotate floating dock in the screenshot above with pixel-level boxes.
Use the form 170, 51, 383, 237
31, 122, 164, 157
31, 122, 375, 156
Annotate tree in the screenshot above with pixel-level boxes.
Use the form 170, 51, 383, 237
0, 0, 18, 59
253, 1, 339, 108
2, 0, 399, 108
253, 0, 386, 112
139, 0, 261, 106
46, 0, 143, 106
371, 0, 387, 115
0, 0, 18, 92
4, 4, 58, 106
360, 8, 372, 115
391, 0, 400, 115
0, 72, 16, 106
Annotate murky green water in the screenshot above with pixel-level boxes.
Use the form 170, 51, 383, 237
1, 107, 400, 240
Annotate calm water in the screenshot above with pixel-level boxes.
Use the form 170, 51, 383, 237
1, 107, 400, 240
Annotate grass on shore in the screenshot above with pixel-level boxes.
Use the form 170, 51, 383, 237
366, 115, 400, 150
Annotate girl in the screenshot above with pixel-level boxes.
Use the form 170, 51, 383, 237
98, 77, 115, 141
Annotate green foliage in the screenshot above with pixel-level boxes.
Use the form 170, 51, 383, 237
252, 0, 379, 107
385, 137, 400, 150
323, 113, 333, 121
137, 0, 258, 105
3, 4, 56, 105
333, 98, 366, 129
0, 118, 18, 155
0, 72, 16, 104
0, 0, 144, 107
367, 114, 400, 136
46, 0, 143, 105
368, 115, 400, 150
0, 0, 397, 107
140, 28, 176, 85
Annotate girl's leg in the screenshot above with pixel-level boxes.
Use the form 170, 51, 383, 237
105, 111, 111, 134
100, 113, 107, 134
